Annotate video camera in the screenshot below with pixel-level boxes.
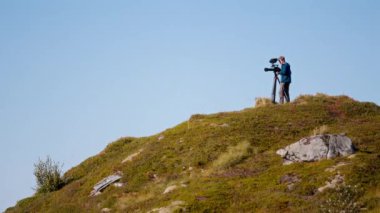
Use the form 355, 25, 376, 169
264, 58, 281, 72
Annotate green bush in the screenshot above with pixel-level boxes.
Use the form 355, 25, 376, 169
34, 156, 64, 193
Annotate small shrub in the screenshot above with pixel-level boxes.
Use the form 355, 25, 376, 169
34, 156, 64, 193
212, 141, 251, 169
255, 97, 273, 107
312, 125, 329, 136
320, 184, 364, 213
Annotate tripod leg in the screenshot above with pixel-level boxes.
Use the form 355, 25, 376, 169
271, 74, 277, 103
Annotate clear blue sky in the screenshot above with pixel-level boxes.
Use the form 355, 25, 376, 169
1, 0, 379, 210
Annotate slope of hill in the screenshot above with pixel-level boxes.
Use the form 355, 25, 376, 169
6, 94, 380, 212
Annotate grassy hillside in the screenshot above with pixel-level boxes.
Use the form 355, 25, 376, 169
6, 94, 380, 212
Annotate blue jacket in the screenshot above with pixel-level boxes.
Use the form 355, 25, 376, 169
279, 62, 291, 83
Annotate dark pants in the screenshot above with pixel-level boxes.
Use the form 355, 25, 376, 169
279, 82, 290, 104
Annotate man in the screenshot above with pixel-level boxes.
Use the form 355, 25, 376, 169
277, 56, 291, 103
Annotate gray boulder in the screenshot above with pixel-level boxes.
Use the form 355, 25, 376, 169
276, 134, 354, 164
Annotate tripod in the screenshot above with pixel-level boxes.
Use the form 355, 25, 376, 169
271, 72, 288, 104
264, 58, 289, 104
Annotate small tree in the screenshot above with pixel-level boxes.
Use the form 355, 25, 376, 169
33, 156, 64, 193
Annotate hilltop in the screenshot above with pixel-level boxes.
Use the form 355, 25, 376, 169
6, 94, 380, 212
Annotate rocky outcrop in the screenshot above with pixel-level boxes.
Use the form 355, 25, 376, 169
279, 173, 301, 191
277, 134, 355, 164
318, 174, 345, 192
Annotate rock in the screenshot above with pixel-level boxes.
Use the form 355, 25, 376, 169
196, 196, 208, 201
122, 149, 143, 163
148, 173, 158, 181
276, 149, 287, 158
287, 183, 296, 191
163, 185, 178, 194
318, 174, 344, 192
158, 135, 165, 141
113, 182, 124, 187
276, 134, 355, 164
279, 173, 301, 191
101, 208, 111, 212
163, 184, 187, 194
210, 123, 229, 128
220, 123, 229, 127
148, 200, 186, 213
93, 191, 101, 196
283, 160, 293, 165
325, 162, 350, 172
171, 200, 185, 206
279, 173, 301, 184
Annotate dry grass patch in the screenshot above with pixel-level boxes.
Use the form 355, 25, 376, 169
312, 125, 329, 136
212, 141, 251, 170
117, 192, 155, 210
255, 97, 273, 107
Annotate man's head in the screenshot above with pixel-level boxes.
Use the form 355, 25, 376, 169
278, 56, 285, 64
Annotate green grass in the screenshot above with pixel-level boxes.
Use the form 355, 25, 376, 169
6, 94, 380, 212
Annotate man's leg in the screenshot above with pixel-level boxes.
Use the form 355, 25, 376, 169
284, 83, 290, 103
279, 83, 285, 104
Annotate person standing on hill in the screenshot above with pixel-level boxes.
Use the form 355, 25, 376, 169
277, 56, 292, 103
